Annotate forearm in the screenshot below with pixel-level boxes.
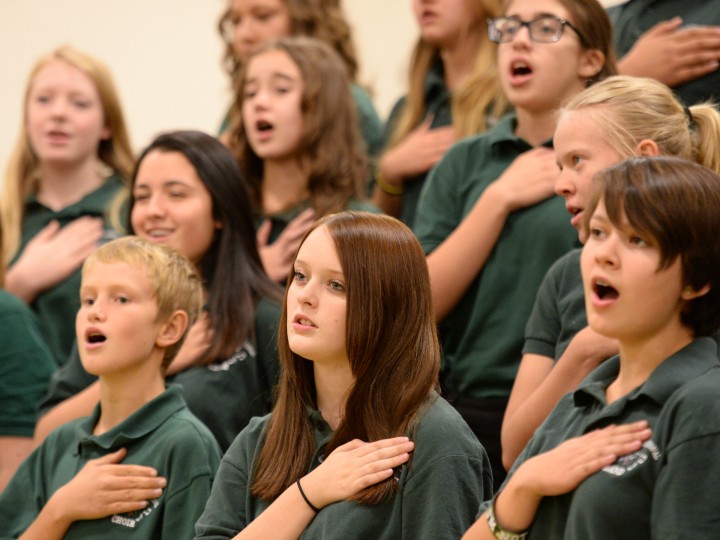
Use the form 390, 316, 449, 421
234, 482, 316, 540
371, 184, 403, 217
19, 495, 72, 540
34, 381, 100, 446
4, 265, 40, 303
0, 437, 34, 492
428, 184, 511, 320
462, 485, 541, 540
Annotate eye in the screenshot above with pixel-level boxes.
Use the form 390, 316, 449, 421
115, 295, 130, 304
34, 95, 51, 104
588, 226, 605, 240
255, 10, 275, 22
571, 155, 583, 166
168, 190, 187, 199
133, 191, 150, 202
293, 270, 307, 283
629, 235, 649, 247
329, 280, 346, 292
81, 297, 95, 307
73, 99, 91, 109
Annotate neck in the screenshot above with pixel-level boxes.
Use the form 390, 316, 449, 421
514, 107, 557, 147
606, 325, 695, 403
37, 159, 105, 211
440, 34, 480, 92
93, 352, 166, 436
313, 361, 354, 431
262, 158, 309, 215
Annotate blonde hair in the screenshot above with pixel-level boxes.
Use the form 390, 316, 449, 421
561, 76, 720, 174
83, 237, 203, 368
1, 45, 134, 264
387, 0, 507, 148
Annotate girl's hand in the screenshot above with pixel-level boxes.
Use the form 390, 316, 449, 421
513, 421, 651, 497
6, 217, 104, 302
563, 326, 619, 372
299, 437, 415, 509
486, 148, 559, 212
257, 209, 315, 282
379, 119, 456, 183
48, 448, 166, 522
165, 314, 213, 375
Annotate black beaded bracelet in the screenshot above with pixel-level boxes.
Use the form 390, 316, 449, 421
296, 479, 320, 513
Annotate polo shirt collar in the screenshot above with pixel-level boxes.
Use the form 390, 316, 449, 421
486, 112, 554, 151
26, 173, 124, 217
424, 59, 448, 105
76, 385, 186, 453
574, 337, 719, 408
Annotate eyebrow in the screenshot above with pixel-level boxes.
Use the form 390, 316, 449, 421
134, 179, 190, 189
294, 259, 344, 276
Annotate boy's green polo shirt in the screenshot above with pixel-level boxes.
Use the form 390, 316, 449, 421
0, 385, 221, 539
492, 338, 720, 538
523, 248, 586, 360
38, 296, 281, 451
195, 393, 491, 540
0, 290, 55, 437
415, 113, 579, 400
609, 0, 720, 105
383, 61, 452, 228
16, 175, 127, 365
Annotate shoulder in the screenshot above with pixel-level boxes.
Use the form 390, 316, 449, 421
254, 296, 282, 328
223, 413, 272, 468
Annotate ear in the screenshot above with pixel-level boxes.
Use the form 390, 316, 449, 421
682, 284, 711, 301
635, 139, 660, 157
100, 125, 111, 141
156, 310, 189, 348
214, 219, 223, 230
578, 49, 605, 80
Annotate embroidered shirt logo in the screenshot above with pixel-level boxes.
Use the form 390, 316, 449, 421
111, 497, 160, 528
208, 342, 256, 372
602, 439, 661, 477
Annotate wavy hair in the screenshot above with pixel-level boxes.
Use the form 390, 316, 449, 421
252, 212, 441, 504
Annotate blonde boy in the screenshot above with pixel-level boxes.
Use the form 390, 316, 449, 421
0, 237, 221, 538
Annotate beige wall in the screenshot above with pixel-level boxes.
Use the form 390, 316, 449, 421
0, 0, 622, 177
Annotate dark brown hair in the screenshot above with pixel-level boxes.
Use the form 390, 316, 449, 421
252, 211, 441, 504
229, 36, 367, 218
584, 157, 720, 336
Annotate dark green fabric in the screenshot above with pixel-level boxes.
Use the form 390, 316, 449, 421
523, 248, 586, 360
609, 0, 720, 104
16, 175, 127, 365
415, 113, 579, 400
382, 60, 452, 228
194, 394, 492, 539
0, 386, 221, 539
38, 296, 281, 451
0, 290, 55, 437
496, 338, 720, 539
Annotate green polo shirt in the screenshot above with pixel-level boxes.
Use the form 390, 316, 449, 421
415, 113, 579, 399
194, 393, 491, 539
38, 296, 281, 452
494, 338, 720, 539
523, 248, 586, 360
383, 60, 452, 228
0, 385, 221, 539
609, 0, 720, 104
0, 290, 55, 437
16, 175, 127, 365
264, 198, 380, 245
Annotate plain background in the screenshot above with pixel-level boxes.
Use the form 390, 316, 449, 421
0, 0, 625, 176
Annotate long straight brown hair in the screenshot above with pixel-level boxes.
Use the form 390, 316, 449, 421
252, 212, 440, 504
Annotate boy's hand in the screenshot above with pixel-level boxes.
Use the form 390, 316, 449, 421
49, 448, 166, 522
299, 437, 414, 509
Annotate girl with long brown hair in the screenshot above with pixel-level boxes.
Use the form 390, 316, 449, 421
195, 212, 490, 539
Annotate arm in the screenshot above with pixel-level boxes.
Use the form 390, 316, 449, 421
6, 218, 104, 303
617, 17, 720, 87
463, 422, 651, 540
372, 119, 456, 217
19, 448, 166, 540
0, 437, 33, 492
34, 381, 100, 446
501, 330, 619, 470
426, 148, 559, 320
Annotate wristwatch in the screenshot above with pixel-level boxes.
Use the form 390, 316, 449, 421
487, 499, 528, 540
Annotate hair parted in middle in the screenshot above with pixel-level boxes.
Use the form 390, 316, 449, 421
583, 157, 720, 337
82, 236, 203, 368
129, 130, 282, 364
228, 36, 367, 218
251, 211, 441, 505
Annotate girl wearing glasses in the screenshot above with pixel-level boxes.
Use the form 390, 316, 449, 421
413, 0, 616, 491
373, 0, 507, 228
501, 76, 720, 470
464, 157, 720, 540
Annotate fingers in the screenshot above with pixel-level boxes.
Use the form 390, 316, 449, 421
256, 219, 271, 246
94, 447, 128, 464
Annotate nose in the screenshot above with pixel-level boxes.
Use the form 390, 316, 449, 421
50, 97, 68, 118
592, 233, 619, 268
86, 300, 107, 323
294, 280, 318, 308
144, 193, 166, 218
510, 23, 532, 47
555, 170, 576, 198
234, 18, 257, 44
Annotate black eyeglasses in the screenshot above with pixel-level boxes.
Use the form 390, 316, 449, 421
487, 15, 587, 46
